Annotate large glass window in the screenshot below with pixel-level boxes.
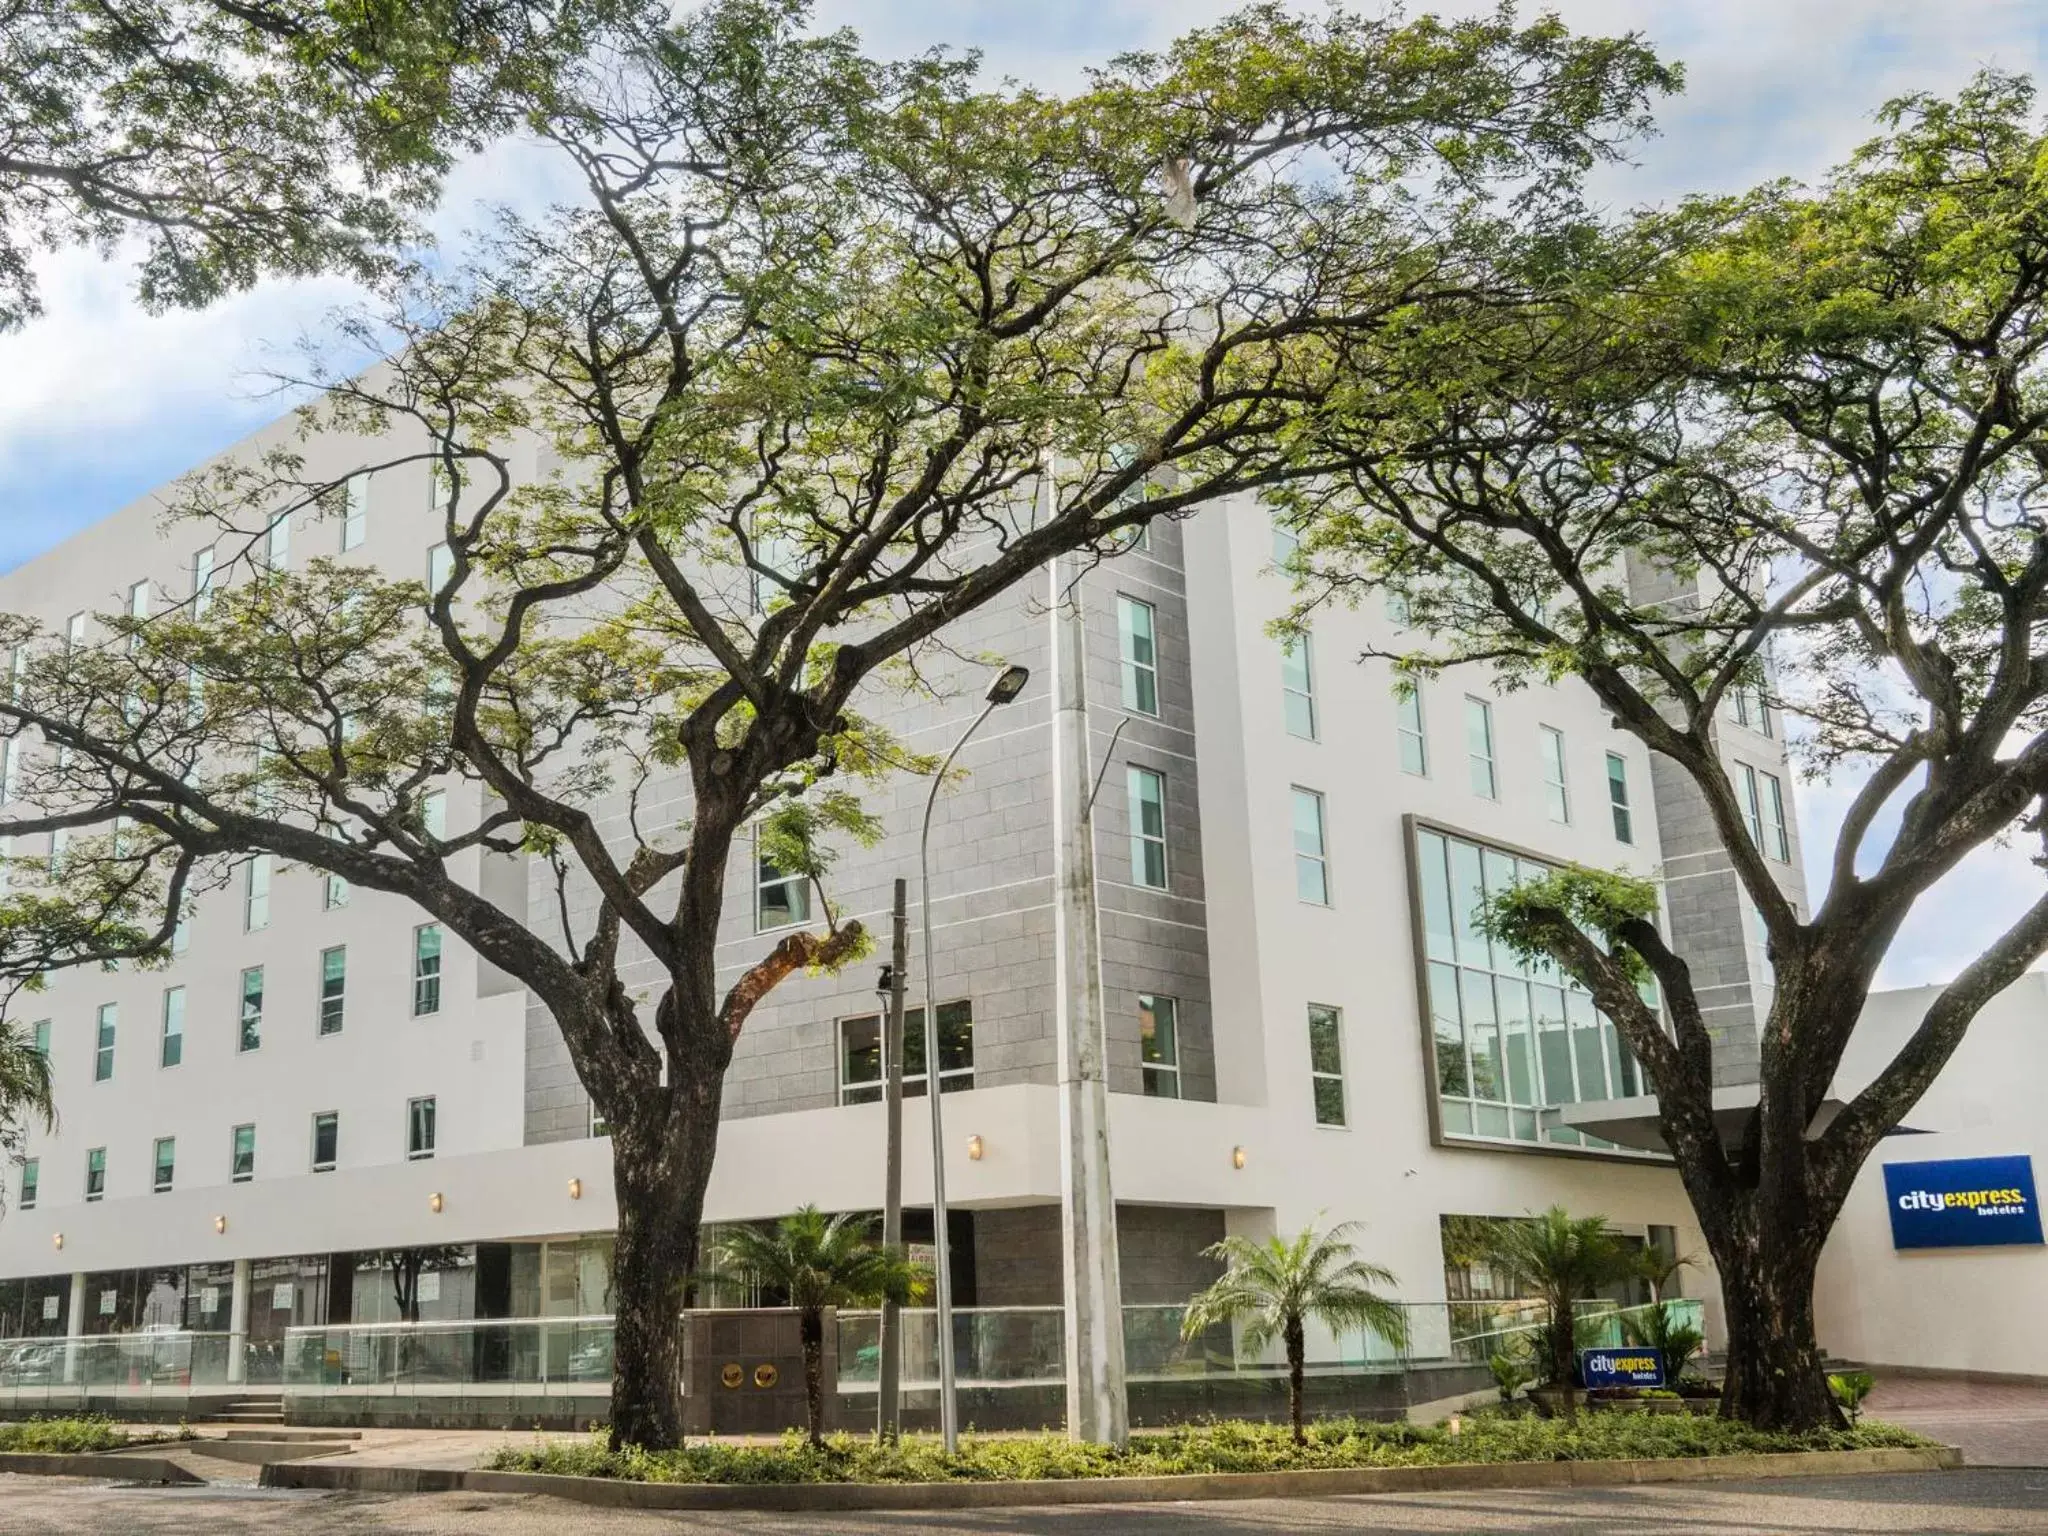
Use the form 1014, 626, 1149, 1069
239, 966, 264, 1052
1280, 634, 1316, 740
1139, 994, 1180, 1098
1291, 787, 1329, 904
160, 987, 184, 1068
1465, 697, 1497, 799
1540, 726, 1570, 824
412, 925, 442, 1016
1606, 752, 1634, 844
837, 1002, 973, 1104
1414, 825, 1651, 1154
320, 946, 347, 1035
1308, 1003, 1345, 1126
1128, 767, 1168, 889
1117, 595, 1158, 716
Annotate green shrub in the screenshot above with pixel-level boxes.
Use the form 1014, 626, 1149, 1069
0, 1415, 134, 1453
1829, 1371, 1876, 1425
485, 1414, 1931, 1485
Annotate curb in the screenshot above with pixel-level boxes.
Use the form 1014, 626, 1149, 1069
0, 1450, 205, 1484
259, 1444, 1964, 1510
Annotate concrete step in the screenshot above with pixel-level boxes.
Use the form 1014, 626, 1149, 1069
221, 1428, 357, 1443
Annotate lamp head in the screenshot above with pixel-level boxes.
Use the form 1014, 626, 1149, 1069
985, 665, 1030, 705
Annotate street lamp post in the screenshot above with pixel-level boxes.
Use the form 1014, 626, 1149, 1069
920, 663, 1030, 1455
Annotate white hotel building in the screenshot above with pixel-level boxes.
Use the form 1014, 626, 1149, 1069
0, 402, 1827, 1415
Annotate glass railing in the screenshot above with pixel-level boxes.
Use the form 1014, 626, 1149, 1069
0, 1330, 241, 1406
282, 1316, 616, 1396
835, 1307, 1064, 1388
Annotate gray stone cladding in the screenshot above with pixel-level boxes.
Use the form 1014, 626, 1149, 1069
971, 1204, 1226, 1307
524, 519, 1216, 1144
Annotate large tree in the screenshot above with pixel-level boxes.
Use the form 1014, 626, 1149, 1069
1283, 72, 2048, 1430
0, 0, 1672, 1447
0, 0, 637, 328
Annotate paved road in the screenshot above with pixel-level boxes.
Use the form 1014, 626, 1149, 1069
4, 1470, 2046, 1534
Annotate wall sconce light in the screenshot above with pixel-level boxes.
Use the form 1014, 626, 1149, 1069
429, 1192, 444, 1214
51, 1232, 62, 1252
1231, 1146, 1247, 1170
567, 1178, 582, 1201
214, 1215, 227, 1235
966, 1135, 984, 1162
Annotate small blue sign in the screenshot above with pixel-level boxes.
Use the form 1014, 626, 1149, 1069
1883, 1155, 2043, 1250
1579, 1346, 1665, 1387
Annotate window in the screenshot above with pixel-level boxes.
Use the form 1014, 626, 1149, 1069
311, 1112, 338, 1172
239, 965, 264, 1052
1291, 787, 1330, 904
1, 738, 16, 804
171, 915, 189, 956
837, 1002, 973, 1104
412, 925, 443, 1016
243, 855, 270, 931
30, 1018, 49, 1059
265, 510, 290, 571
1732, 681, 1772, 738
421, 789, 447, 840
93, 1003, 116, 1082
407, 1096, 437, 1160
1127, 767, 1168, 889
1139, 994, 1180, 1098
84, 1147, 106, 1201
49, 828, 68, 882
65, 612, 86, 651
589, 1102, 609, 1138
1384, 589, 1411, 626
152, 1136, 176, 1193
1280, 633, 1316, 740
231, 1124, 256, 1183
1465, 697, 1497, 799
1742, 764, 1791, 862
1606, 752, 1634, 844
128, 579, 151, 625
1414, 825, 1648, 1151
18, 1157, 36, 1210
1308, 1003, 1346, 1126
191, 546, 216, 617
341, 475, 368, 550
160, 986, 184, 1068
755, 847, 811, 931
1540, 726, 1570, 824
427, 541, 454, 598
1393, 685, 1427, 775
1271, 514, 1301, 568
1117, 595, 1158, 716
325, 873, 349, 910
319, 947, 347, 1035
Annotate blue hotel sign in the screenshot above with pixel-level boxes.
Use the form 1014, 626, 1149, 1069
1579, 1347, 1665, 1388
1883, 1155, 2044, 1250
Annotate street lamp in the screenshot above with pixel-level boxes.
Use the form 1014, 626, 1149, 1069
920, 662, 1030, 1453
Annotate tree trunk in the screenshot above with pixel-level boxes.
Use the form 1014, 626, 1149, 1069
1716, 1237, 1843, 1431
1546, 1290, 1576, 1393
801, 1305, 825, 1449
607, 1094, 723, 1452
1284, 1314, 1306, 1446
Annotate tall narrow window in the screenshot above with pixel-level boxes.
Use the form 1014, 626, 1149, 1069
128, 579, 150, 625
1606, 752, 1634, 844
30, 1018, 49, 1058
1117, 595, 1158, 716
49, 827, 68, 882
160, 986, 184, 1068
311, 1112, 338, 1172
93, 1003, 116, 1081
239, 965, 264, 1052
1292, 787, 1330, 904
326, 873, 349, 910
19, 1157, 37, 1210
1271, 515, 1301, 567
341, 475, 369, 549
319, 946, 347, 1035
427, 541, 454, 598
1465, 697, 1497, 799
421, 789, 447, 840
152, 1136, 176, 1193
1739, 764, 1766, 851
84, 1147, 106, 1201
243, 854, 270, 931
1280, 633, 1316, 740
65, 612, 86, 651
1308, 1003, 1346, 1126
1139, 994, 1180, 1098
231, 1124, 256, 1183
412, 924, 443, 1016
1762, 770, 1790, 862
265, 510, 290, 571
1127, 767, 1168, 889
1540, 726, 1570, 824
0, 740, 16, 806
407, 1096, 437, 1160
191, 546, 216, 617
755, 842, 811, 931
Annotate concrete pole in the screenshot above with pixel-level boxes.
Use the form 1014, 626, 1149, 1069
226, 1257, 251, 1385
877, 878, 909, 1441
1049, 546, 1129, 1447
63, 1271, 85, 1387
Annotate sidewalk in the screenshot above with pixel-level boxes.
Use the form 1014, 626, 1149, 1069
1868, 1374, 2048, 1467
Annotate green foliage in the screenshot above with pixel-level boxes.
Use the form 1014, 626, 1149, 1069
1828, 1372, 1876, 1425
708, 1206, 927, 1317
0, 1416, 148, 1453
1478, 866, 1659, 986
484, 1414, 1931, 1484
1466, 1209, 1636, 1388
1488, 1348, 1535, 1404
1622, 1303, 1705, 1381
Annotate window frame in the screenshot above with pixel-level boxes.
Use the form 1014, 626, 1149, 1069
406, 1095, 437, 1161
836, 1001, 974, 1105
84, 1146, 106, 1202
1116, 594, 1159, 717
160, 985, 185, 1069
1126, 766, 1169, 889
341, 474, 369, 550
1307, 1002, 1346, 1127
231, 1124, 256, 1183
18, 1156, 37, 1210
239, 965, 264, 1053
152, 1135, 176, 1194
754, 837, 812, 933
1138, 993, 1181, 1099
1464, 696, 1497, 800
311, 1111, 339, 1173
243, 854, 271, 932
93, 1002, 116, 1082
1280, 632, 1317, 741
265, 509, 290, 571
319, 945, 347, 1036
1605, 752, 1634, 844
1290, 786, 1331, 905
1539, 725, 1570, 824
412, 924, 444, 1016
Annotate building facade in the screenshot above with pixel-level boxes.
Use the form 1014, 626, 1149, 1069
0, 403, 1812, 1390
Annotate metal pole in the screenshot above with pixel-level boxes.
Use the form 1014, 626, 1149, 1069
877, 879, 908, 1442
920, 694, 1001, 1455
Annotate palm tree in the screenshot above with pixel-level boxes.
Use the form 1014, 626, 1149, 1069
708, 1206, 926, 1447
0, 1017, 53, 1212
1180, 1221, 1407, 1445
1476, 1207, 1635, 1397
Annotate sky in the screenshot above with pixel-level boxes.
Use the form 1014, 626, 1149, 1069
2, 0, 2045, 988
